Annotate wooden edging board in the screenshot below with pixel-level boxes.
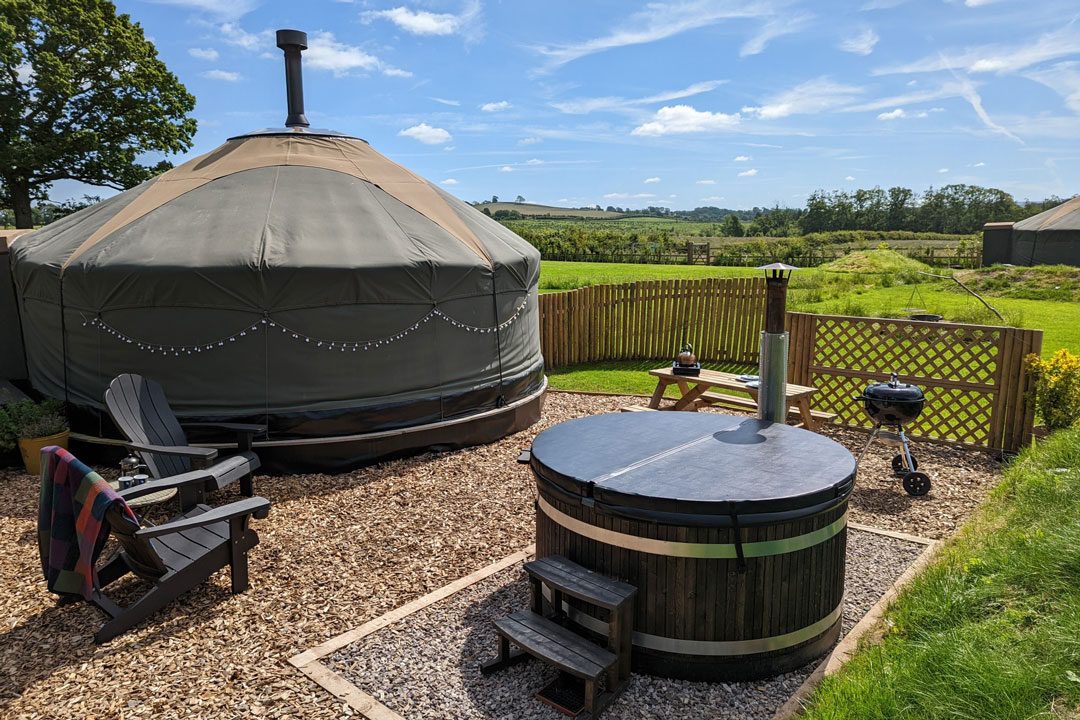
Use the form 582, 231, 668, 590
772, 528, 941, 720
289, 526, 936, 720
287, 545, 535, 720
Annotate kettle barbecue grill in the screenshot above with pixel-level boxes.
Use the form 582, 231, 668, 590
853, 372, 932, 496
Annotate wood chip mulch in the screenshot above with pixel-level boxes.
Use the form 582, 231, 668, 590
0, 392, 1001, 719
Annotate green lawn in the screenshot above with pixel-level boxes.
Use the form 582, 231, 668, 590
539, 261, 757, 292
802, 427, 1080, 720
546, 359, 755, 396
792, 284, 1079, 356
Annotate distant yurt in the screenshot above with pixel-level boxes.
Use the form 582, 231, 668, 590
9, 31, 544, 472
983, 195, 1080, 267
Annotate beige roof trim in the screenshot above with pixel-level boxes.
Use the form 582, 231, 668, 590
62, 135, 491, 272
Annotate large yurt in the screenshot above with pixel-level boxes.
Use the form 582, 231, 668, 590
9, 32, 544, 473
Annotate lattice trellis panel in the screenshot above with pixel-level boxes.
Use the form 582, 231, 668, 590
790, 313, 1042, 452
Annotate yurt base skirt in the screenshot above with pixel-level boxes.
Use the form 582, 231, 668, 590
535, 485, 848, 681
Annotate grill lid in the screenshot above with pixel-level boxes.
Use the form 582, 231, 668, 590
862, 372, 925, 403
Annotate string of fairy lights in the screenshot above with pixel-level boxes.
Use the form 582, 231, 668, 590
81, 296, 530, 357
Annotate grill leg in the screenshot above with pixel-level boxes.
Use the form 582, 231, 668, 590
854, 424, 882, 474
897, 426, 916, 472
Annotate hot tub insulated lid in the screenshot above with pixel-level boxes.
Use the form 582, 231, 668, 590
529, 412, 855, 522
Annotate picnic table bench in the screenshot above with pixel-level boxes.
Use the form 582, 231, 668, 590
639, 367, 837, 432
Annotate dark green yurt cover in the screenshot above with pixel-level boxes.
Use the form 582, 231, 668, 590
1010, 195, 1080, 267
10, 130, 544, 471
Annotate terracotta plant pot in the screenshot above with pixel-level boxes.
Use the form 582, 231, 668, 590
17, 430, 70, 476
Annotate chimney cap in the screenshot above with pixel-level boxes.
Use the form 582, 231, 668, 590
276, 29, 308, 50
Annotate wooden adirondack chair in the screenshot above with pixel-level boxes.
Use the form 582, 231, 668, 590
90, 473, 271, 643
104, 374, 265, 501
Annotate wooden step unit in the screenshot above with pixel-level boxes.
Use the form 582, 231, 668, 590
482, 555, 636, 718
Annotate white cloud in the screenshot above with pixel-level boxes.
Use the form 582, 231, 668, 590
519, 137, 542, 146
499, 166, 514, 173
604, 192, 656, 199
440, 178, 459, 185
1024, 61, 1080, 114
644, 177, 661, 183
218, 22, 269, 51
696, 179, 717, 185
845, 175, 856, 181
877, 108, 904, 120
838, 28, 879, 56
431, 97, 461, 106
533, 1, 777, 70
398, 123, 453, 144
525, 158, 544, 165
15, 63, 33, 83
700, 195, 726, 202
741, 13, 813, 57
552, 80, 726, 115
938, 168, 949, 173
738, 168, 758, 177
631, 105, 741, 136
974, 161, 986, 167
734, 155, 751, 162
480, 100, 512, 112
743, 77, 863, 119
145, 0, 256, 20
188, 47, 219, 61
362, 2, 483, 41
201, 69, 243, 82
304, 31, 410, 78
876, 25, 1080, 76
669, 194, 678, 198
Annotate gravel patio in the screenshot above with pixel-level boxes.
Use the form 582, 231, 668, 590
0, 392, 1002, 719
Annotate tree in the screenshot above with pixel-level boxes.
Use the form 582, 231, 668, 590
1, 0, 196, 228
719, 213, 744, 237
491, 195, 498, 203
515, 194, 525, 203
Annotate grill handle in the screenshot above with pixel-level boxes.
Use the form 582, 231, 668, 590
852, 394, 870, 402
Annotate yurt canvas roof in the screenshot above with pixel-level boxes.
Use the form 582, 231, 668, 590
1010, 195, 1080, 267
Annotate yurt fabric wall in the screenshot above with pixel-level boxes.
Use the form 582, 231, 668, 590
10, 132, 544, 470
1009, 196, 1080, 267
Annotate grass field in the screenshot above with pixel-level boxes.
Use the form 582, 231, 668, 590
538, 261, 1078, 392
802, 427, 1080, 720
539, 261, 757, 291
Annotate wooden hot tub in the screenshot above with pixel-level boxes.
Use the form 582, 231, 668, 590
528, 412, 855, 681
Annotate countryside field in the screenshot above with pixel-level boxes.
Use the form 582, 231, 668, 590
538, 259, 1079, 395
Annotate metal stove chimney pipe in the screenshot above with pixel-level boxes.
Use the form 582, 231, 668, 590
276, 29, 310, 128
757, 263, 798, 423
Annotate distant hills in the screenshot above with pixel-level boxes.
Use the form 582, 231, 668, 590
473, 202, 625, 219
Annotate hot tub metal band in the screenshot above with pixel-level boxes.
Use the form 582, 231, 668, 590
537, 495, 847, 559
543, 585, 844, 656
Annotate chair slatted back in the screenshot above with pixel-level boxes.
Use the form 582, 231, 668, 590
104, 504, 166, 580
104, 374, 190, 479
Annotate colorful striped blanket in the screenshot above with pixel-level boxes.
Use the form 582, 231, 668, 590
37, 446, 139, 600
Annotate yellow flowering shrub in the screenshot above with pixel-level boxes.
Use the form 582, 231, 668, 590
1025, 350, 1080, 430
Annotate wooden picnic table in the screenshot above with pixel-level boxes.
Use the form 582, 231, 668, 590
646, 367, 828, 432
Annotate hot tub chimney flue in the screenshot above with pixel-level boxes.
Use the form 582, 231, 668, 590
276, 29, 310, 128
757, 263, 798, 423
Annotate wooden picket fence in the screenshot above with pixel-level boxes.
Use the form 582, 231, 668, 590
537, 280, 1042, 452
537, 277, 766, 368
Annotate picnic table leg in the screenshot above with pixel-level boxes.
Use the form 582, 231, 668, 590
648, 379, 668, 409
672, 382, 709, 411
796, 399, 819, 432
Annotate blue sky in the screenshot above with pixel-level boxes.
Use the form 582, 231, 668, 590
54, 0, 1080, 210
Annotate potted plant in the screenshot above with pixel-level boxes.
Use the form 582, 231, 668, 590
0, 399, 69, 475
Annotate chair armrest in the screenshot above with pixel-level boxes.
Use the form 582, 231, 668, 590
181, 422, 267, 434
135, 497, 271, 539
116, 469, 216, 501
180, 422, 267, 451
125, 441, 218, 464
